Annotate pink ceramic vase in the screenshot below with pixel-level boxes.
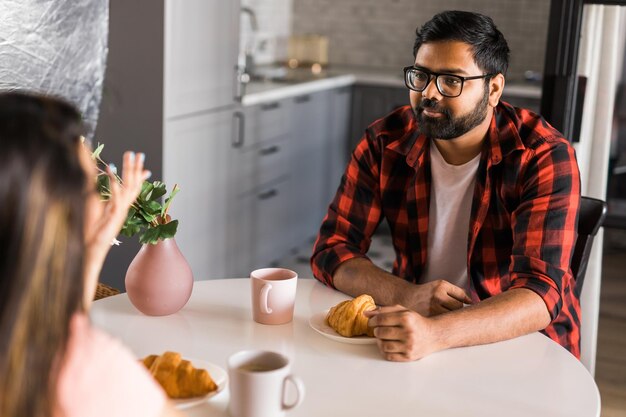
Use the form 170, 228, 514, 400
125, 238, 194, 316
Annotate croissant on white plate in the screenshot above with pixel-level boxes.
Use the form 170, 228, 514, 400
142, 351, 217, 399
326, 294, 376, 337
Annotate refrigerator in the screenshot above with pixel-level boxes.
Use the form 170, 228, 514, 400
96, 0, 243, 289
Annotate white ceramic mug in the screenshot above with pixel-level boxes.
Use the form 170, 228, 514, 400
250, 268, 298, 325
228, 350, 305, 417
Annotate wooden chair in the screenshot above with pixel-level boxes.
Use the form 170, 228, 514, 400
94, 282, 121, 300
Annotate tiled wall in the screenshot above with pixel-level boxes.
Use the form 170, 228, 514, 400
291, 0, 551, 82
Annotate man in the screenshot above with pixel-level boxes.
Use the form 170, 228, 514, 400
311, 10, 581, 362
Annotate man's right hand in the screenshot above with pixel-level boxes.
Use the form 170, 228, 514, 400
402, 279, 472, 316
333, 258, 472, 317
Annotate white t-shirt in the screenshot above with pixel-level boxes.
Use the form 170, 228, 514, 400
421, 141, 481, 289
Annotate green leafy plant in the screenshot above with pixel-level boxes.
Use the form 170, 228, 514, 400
92, 144, 180, 245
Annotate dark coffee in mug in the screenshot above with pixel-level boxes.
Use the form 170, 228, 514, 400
238, 363, 275, 372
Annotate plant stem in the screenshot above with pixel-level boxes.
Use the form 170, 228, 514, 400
161, 183, 179, 222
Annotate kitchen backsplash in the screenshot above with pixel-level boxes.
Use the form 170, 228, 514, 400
289, 0, 551, 82
240, 0, 550, 82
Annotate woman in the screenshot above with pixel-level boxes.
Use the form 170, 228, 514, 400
0, 92, 182, 417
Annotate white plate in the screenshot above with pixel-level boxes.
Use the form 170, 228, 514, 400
308, 309, 377, 345
171, 359, 228, 410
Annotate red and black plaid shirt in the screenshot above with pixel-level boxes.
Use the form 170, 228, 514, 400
311, 102, 582, 357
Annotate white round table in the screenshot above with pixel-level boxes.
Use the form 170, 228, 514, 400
91, 278, 600, 417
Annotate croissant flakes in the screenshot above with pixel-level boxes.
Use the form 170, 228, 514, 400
326, 294, 376, 337
142, 351, 218, 398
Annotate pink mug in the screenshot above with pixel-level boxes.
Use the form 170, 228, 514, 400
250, 268, 298, 325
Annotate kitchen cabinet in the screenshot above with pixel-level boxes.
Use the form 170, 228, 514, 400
227, 100, 295, 276
326, 86, 352, 204
290, 91, 331, 245
166, 81, 353, 278
226, 85, 352, 276
235, 100, 292, 192
228, 99, 294, 276
233, 176, 293, 272
164, 109, 234, 279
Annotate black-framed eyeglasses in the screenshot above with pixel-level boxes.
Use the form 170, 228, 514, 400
403, 66, 495, 98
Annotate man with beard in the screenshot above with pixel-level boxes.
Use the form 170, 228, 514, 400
311, 10, 581, 361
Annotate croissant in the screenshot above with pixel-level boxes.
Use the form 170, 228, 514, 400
326, 294, 376, 337
142, 351, 217, 398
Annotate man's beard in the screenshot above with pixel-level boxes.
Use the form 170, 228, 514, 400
413, 89, 489, 140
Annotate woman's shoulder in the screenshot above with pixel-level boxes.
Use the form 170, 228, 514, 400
56, 313, 166, 417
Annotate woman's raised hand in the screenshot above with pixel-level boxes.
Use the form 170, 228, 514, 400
82, 149, 151, 308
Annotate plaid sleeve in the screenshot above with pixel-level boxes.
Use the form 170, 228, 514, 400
509, 137, 581, 320
310, 130, 384, 287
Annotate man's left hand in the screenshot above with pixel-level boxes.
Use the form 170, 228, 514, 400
365, 305, 442, 362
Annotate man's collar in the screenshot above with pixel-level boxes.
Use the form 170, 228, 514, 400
486, 102, 526, 165
384, 111, 427, 168
385, 109, 420, 155
386, 102, 526, 168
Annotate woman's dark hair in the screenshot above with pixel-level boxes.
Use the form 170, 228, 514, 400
413, 10, 510, 76
0, 91, 87, 417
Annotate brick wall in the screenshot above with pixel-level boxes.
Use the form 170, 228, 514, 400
291, 0, 551, 82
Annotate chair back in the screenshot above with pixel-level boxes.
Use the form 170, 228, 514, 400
94, 282, 121, 300
571, 196, 607, 299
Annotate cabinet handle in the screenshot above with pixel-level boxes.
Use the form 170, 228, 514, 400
232, 111, 245, 148
259, 145, 280, 156
294, 95, 311, 103
258, 189, 278, 200
261, 102, 280, 111
234, 65, 249, 102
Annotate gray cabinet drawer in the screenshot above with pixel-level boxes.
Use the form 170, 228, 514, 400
243, 100, 290, 147
231, 135, 291, 195
251, 177, 294, 267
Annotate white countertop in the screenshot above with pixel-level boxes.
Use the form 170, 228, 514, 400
242, 65, 542, 106
91, 278, 600, 417
242, 74, 355, 106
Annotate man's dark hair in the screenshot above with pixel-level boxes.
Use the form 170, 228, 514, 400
413, 10, 510, 76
